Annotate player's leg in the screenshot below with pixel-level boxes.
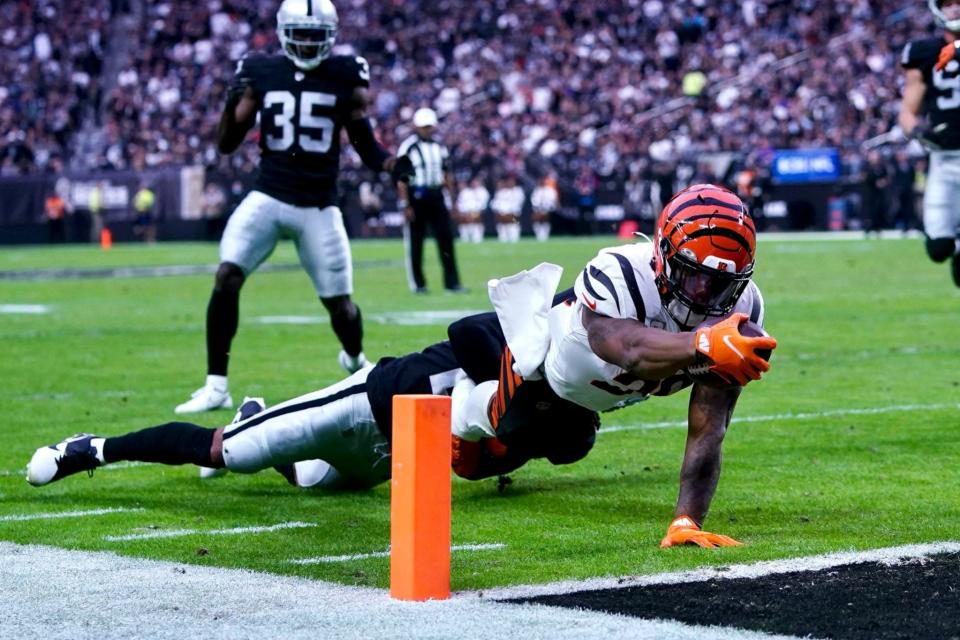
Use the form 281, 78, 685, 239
404, 205, 429, 292
298, 205, 367, 373
176, 191, 281, 413
26, 422, 220, 487
941, 152, 960, 286
219, 367, 390, 489
428, 199, 462, 291
921, 152, 960, 284
451, 344, 598, 479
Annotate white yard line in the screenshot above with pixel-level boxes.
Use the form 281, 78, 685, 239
0, 507, 144, 523
473, 540, 960, 601
0, 541, 797, 640
254, 309, 486, 327
602, 402, 960, 434
0, 304, 51, 314
104, 521, 315, 542
290, 542, 506, 565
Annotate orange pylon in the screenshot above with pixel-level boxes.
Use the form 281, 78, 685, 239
390, 395, 451, 600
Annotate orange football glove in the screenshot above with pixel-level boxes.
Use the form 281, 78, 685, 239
694, 312, 778, 386
937, 41, 959, 72
659, 515, 743, 548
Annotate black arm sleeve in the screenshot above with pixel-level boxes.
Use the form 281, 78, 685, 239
346, 117, 390, 172
216, 94, 253, 154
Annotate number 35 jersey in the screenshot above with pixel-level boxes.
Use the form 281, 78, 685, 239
233, 53, 371, 207
543, 243, 765, 412
902, 37, 960, 150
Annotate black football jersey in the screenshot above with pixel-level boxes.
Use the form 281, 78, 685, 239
365, 341, 461, 442
902, 37, 960, 149
231, 53, 371, 206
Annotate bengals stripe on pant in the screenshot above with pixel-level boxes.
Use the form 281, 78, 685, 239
487, 345, 523, 431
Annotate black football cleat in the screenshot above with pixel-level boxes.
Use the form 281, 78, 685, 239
26, 434, 102, 486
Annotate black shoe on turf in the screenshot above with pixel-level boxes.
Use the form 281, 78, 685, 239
26, 434, 101, 487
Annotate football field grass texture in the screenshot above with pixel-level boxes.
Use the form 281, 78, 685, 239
1, 235, 958, 591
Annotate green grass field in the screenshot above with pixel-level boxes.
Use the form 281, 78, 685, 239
1, 235, 958, 591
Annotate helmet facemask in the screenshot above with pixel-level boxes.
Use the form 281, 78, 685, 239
930, 0, 960, 33
658, 235, 753, 327
278, 23, 336, 69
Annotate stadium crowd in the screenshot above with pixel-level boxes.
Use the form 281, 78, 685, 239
0, 0, 935, 208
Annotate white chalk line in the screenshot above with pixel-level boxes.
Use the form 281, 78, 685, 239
472, 540, 960, 601
0, 507, 144, 523
602, 402, 960, 434
104, 521, 315, 542
0, 303, 51, 314
290, 542, 506, 565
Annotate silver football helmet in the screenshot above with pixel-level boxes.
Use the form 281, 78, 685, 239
276, 0, 338, 70
930, 0, 960, 33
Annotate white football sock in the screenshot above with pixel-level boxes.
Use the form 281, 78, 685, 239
90, 438, 107, 465
206, 374, 228, 391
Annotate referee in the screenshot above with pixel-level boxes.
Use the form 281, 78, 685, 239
397, 108, 463, 293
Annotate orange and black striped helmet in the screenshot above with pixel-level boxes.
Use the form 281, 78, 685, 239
652, 184, 756, 326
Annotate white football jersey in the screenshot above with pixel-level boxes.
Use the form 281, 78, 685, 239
544, 243, 765, 412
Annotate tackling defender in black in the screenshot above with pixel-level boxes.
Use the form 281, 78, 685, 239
27, 304, 599, 491
177, 0, 411, 414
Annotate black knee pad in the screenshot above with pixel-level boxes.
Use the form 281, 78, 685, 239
215, 263, 246, 293
926, 237, 956, 263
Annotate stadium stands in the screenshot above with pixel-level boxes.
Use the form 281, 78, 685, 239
0, 1, 937, 236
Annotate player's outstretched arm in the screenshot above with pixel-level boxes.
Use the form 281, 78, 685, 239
660, 383, 743, 548
582, 307, 697, 380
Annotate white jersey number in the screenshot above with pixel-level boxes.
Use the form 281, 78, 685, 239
263, 90, 336, 153
933, 69, 960, 111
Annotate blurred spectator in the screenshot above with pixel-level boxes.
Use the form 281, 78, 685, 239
892, 150, 918, 233
863, 150, 891, 236
358, 179, 385, 238
574, 166, 598, 234
530, 173, 559, 242
88, 181, 105, 244
491, 174, 524, 243
201, 181, 228, 241
44, 190, 67, 243
455, 175, 489, 243
132, 182, 157, 243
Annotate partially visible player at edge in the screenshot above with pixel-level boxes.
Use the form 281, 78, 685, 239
900, 0, 960, 286
175, 0, 410, 414
26, 185, 778, 548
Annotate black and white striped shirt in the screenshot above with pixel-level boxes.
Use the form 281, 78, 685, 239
397, 134, 449, 189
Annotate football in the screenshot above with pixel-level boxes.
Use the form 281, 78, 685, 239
684, 318, 772, 388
